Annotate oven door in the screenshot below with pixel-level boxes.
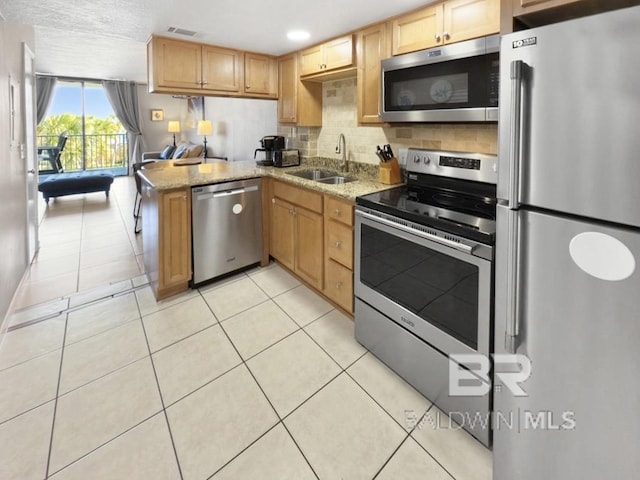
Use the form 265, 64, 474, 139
355, 208, 493, 358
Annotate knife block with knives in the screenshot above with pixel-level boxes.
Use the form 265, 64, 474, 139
379, 158, 402, 184
376, 144, 402, 184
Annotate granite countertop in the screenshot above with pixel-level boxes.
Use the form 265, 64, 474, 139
137, 159, 402, 201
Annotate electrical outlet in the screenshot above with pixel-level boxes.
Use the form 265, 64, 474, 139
397, 148, 408, 166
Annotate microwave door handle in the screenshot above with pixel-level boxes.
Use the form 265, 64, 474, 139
508, 60, 526, 210
505, 209, 521, 353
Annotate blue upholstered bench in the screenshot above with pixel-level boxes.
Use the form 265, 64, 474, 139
38, 171, 115, 204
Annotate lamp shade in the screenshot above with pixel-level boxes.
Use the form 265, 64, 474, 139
197, 120, 213, 136
167, 121, 181, 133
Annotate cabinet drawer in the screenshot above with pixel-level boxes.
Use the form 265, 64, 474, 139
325, 196, 354, 225
325, 259, 353, 312
273, 180, 323, 213
326, 220, 353, 269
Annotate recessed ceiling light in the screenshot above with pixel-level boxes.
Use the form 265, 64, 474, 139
287, 30, 310, 41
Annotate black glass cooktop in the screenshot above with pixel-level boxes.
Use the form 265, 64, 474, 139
356, 179, 497, 245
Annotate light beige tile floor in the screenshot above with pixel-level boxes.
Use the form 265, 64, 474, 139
0, 175, 493, 480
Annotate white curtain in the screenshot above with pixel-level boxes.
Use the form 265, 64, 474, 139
36, 76, 57, 125
102, 80, 144, 172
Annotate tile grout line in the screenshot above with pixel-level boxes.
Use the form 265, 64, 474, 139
43, 312, 69, 479
208, 309, 322, 480
134, 289, 185, 480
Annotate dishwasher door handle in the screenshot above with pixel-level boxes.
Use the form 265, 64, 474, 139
197, 185, 258, 200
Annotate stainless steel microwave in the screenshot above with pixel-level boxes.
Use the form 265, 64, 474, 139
381, 35, 499, 123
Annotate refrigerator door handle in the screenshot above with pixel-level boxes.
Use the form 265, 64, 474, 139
507, 60, 526, 210
505, 209, 521, 353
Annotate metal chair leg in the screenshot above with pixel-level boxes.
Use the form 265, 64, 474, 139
134, 194, 142, 234
133, 191, 141, 218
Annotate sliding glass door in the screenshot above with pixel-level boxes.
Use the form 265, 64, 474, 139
37, 80, 128, 175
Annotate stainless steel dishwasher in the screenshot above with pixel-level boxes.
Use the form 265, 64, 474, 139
191, 178, 262, 285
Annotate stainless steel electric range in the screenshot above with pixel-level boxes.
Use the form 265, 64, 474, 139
354, 148, 497, 446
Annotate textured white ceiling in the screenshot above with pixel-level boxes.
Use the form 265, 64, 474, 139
0, 0, 433, 83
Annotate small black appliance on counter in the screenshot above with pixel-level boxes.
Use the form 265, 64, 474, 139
273, 149, 300, 168
254, 135, 285, 166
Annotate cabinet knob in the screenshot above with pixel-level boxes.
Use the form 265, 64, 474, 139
183, 195, 187, 201
335, 241, 342, 248
336, 282, 342, 289
334, 209, 341, 216
272, 198, 275, 204
202, 81, 209, 86
246, 85, 251, 90
443, 31, 450, 41
435, 33, 442, 42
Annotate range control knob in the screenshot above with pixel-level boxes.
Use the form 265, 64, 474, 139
423, 156, 431, 165
413, 155, 420, 163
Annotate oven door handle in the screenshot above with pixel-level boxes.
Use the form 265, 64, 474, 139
357, 210, 476, 255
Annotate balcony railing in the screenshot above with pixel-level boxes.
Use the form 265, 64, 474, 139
37, 133, 128, 173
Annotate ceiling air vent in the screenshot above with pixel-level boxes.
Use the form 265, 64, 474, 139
167, 27, 198, 37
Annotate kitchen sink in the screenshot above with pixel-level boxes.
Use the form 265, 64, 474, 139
286, 169, 356, 185
286, 169, 336, 180
316, 176, 356, 185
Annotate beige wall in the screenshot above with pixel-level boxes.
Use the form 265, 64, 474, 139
283, 78, 498, 165
0, 21, 36, 322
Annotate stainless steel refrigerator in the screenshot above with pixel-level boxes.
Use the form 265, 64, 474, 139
494, 6, 640, 479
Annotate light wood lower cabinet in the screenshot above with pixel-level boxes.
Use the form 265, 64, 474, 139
323, 195, 355, 313
142, 185, 191, 300
270, 180, 324, 290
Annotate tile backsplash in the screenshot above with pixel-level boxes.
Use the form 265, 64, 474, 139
280, 78, 498, 166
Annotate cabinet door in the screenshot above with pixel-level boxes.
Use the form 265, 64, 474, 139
323, 35, 354, 71
513, 0, 580, 15
300, 44, 323, 76
357, 23, 390, 124
325, 259, 353, 312
244, 53, 277, 97
153, 37, 202, 89
294, 207, 324, 290
202, 45, 242, 93
278, 54, 297, 123
270, 197, 295, 271
160, 189, 191, 288
392, 4, 443, 55
444, 0, 500, 44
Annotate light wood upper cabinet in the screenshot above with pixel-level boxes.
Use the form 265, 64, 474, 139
393, 4, 443, 54
149, 37, 203, 90
300, 44, 324, 77
300, 35, 355, 77
244, 52, 277, 97
444, 0, 501, 44
357, 22, 391, 124
202, 45, 242, 94
512, 0, 582, 16
148, 36, 277, 99
392, 0, 500, 55
277, 53, 322, 126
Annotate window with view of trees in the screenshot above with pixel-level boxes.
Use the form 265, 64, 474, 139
37, 80, 128, 175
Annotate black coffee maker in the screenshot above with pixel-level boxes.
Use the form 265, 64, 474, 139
255, 135, 285, 166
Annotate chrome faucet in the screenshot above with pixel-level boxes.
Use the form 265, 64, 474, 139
335, 133, 348, 172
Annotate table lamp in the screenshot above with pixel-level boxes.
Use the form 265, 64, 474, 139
197, 120, 213, 157
167, 121, 181, 147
